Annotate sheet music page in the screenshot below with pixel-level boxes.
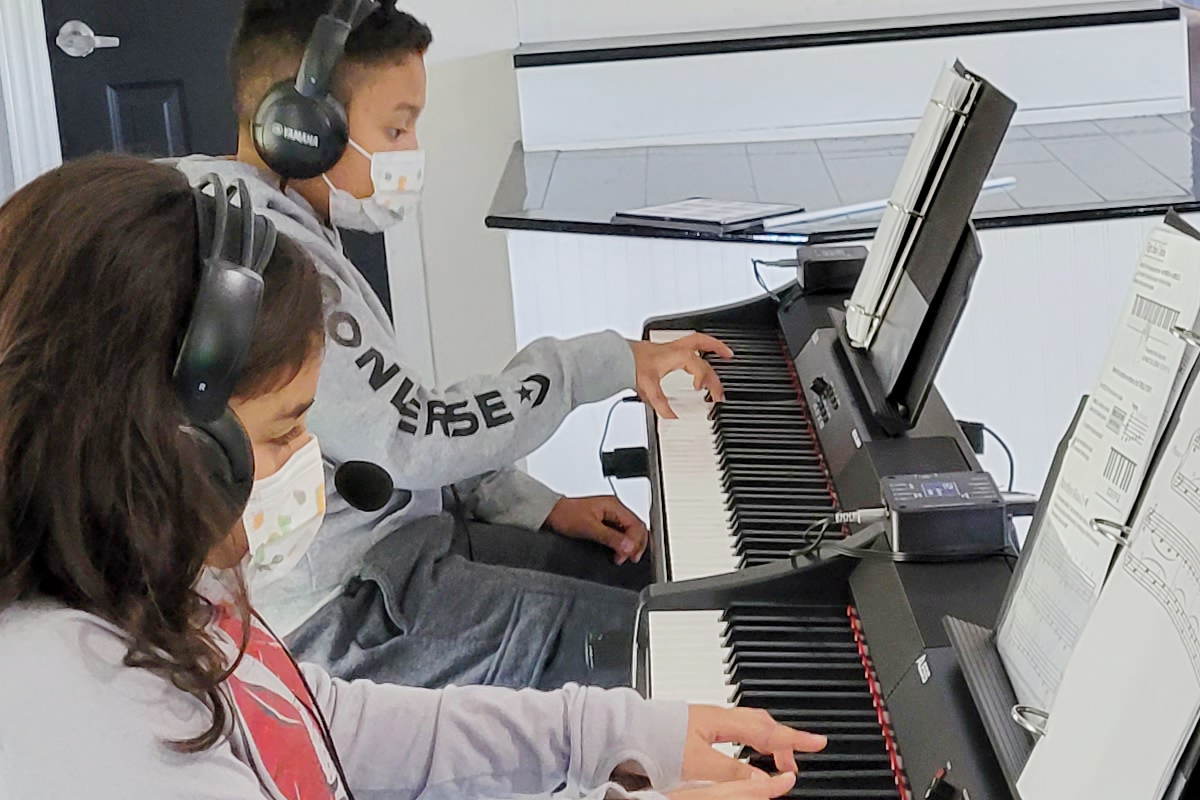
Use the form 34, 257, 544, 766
1018, 377, 1200, 800
997, 224, 1200, 712
844, 65, 975, 347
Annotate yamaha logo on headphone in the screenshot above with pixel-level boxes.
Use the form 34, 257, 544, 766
253, 0, 377, 179
272, 122, 321, 149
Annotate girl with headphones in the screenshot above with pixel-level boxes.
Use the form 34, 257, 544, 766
0, 155, 823, 800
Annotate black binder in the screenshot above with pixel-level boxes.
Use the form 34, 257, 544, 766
942, 395, 1083, 797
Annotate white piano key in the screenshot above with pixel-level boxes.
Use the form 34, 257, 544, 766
647, 610, 738, 757
651, 330, 739, 581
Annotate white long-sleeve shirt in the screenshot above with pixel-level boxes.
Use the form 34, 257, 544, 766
0, 585, 687, 800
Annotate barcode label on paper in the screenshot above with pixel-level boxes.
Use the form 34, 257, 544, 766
1132, 295, 1180, 331
1104, 448, 1137, 493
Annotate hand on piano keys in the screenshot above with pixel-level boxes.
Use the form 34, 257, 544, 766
682, 704, 828, 781
630, 333, 734, 419
648, 326, 839, 579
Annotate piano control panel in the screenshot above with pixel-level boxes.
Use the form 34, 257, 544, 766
791, 321, 981, 514
808, 376, 840, 426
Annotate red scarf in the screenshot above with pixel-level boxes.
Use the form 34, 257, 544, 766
213, 607, 349, 800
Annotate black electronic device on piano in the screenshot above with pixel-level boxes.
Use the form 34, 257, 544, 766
630, 63, 1034, 800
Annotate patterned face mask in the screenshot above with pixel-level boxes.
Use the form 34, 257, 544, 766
241, 436, 327, 591
322, 140, 425, 233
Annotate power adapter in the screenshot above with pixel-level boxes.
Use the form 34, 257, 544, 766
795, 244, 869, 294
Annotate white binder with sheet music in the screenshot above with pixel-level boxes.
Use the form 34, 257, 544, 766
992, 214, 1200, 799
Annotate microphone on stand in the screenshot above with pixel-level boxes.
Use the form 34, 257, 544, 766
333, 461, 412, 512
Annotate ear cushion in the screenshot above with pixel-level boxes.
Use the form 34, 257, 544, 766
187, 409, 255, 516
253, 81, 350, 180
174, 262, 264, 424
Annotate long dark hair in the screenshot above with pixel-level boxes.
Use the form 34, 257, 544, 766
0, 154, 326, 750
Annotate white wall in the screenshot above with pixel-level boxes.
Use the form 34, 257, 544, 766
402, 0, 523, 384
0, 81, 14, 202
0, 0, 62, 197
517, 0, 1114, 44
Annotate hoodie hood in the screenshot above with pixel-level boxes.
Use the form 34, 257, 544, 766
167, 155, 340, 248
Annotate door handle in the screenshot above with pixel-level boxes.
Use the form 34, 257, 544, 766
55, 20, 120, 58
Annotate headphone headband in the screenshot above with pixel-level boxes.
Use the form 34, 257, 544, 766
295, 0, 382, 97
175, 176, 274, 423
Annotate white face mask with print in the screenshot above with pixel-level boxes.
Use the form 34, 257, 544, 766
322, 140, 425, 234
241, 436, 327, 591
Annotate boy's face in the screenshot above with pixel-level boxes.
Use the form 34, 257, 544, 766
323, 53, 427, 200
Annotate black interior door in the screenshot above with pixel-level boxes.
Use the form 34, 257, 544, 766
40, 0, 393, 317
42, 0, 243, 159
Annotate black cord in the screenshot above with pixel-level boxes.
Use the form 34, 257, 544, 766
599, 396, 631, 497
785, 515, 1018, 565
789, 516, 834, 559
823, 542, 1019, 564
983, 425, 1016, 491
752, 259, 782, 303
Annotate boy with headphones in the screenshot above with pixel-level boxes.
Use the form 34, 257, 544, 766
170, 0, 734, 690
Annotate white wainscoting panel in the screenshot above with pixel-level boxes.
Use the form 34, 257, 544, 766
516, 19, 1188, 151
508, 232, 795, 517
507, 216, 1194, 521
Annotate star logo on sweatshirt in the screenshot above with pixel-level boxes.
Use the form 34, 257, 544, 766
518, 374, 551, 408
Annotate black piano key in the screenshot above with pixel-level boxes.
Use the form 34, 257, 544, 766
787, 771, 897, 791
729, 669, 870, 688
723, 473, 830, 486
788, 791, 898, 799
719, 452, 825, 468
714, 421, 812, 433
753, 709, 881, 724
728, 662, 865, 683
728, 648, 863, 664
717, 437, 815, 452
726, 624, 857, 641
733, 688, 876, 709
747, 753, 892, 769
734, 543, 816, 557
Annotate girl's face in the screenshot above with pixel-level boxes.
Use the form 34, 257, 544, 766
232, 354, 323, 481
207, 353, 323, 568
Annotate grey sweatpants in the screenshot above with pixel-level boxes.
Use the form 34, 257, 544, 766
286, 514, 646, 690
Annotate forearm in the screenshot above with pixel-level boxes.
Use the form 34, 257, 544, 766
303, 668, 688, 800
312, 331, 635, 492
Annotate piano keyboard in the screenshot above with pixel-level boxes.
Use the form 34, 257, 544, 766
651, 324, 841, 580
648, 603, 907, 799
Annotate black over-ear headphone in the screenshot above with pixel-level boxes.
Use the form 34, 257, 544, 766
252, 0, 382, 180
177, 175, 278, 513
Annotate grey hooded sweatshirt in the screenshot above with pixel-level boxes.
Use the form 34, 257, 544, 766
171, 156, 637, 634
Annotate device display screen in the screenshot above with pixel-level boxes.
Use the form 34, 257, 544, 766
921, 481, 962, 498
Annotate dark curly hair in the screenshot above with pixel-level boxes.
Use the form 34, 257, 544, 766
230, 0, 434, 123
0, 154, 326, 752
